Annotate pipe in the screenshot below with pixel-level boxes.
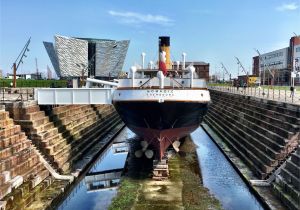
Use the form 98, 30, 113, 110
157, 71, 164, 89
86, 78, 118, 88
149, 61, 154, 69
141, 52, 146, 69
176, 61, 180, 71
131, 66, 137, 87
188, 66, 195, 88
182, 52, 187, 70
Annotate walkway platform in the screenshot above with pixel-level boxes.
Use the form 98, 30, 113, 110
35, 88, 113, 104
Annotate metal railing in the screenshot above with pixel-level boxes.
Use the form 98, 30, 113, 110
1, 88, 34, 102
209, 86, 299, 105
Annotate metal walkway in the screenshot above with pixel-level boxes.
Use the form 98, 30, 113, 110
35, 88, 113, 105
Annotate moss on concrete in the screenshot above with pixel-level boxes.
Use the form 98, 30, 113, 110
108, 178, 140, 210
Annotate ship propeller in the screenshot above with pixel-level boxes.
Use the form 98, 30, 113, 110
172, 140, 181, 152
134, 140, 154, 159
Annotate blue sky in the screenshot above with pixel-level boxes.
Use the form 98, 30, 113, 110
0, 0, 299, 78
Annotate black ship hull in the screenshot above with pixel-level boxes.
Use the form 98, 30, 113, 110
113, 101, 208, 159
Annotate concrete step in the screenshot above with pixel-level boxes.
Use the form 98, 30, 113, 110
212, 90, 300, 117
211, 91, 300, 124
0, 125, 21, 138
210, 100, 291, 146
55, 113, 120, 172
24, 111, 46, 121
285, 161, 300, 179
291, 153, 300, 165
0, 133, 27, 149
273, 181, 299, 210
213, 96, 297, 138
209, 105, 285, 155
0, 119, 14, 128
204, 114, 268, 179
281, 168, 300, 191
207, 108, 278, 168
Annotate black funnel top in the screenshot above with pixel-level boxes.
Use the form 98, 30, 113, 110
159, 36, 170, 46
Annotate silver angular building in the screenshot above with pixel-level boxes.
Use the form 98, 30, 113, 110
43, 35, 129, 78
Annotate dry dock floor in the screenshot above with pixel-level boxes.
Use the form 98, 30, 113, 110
109, 136, 222, 210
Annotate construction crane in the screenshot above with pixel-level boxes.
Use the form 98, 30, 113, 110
254, 49, 274, 86
235, 57, 250, 86
11, 37, 31, 87
220, 62, 231, 81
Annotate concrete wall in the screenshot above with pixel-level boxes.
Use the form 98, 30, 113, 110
204, 90, 299, 209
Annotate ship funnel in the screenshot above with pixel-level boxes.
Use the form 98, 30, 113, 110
159, 36, 171, 69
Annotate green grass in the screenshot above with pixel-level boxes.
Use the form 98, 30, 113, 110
208, 83, 231, 87
0, 79, 67, 88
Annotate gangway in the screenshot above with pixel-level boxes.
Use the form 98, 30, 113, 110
35, 88, 114, 105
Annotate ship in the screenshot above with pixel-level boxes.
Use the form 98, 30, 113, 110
112, 36, 210, 160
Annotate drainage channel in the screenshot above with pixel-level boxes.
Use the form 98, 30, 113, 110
191, 127, 265, 210
57, 127, 134, 210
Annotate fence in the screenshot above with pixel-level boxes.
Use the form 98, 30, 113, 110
209, 86, 299, 105
1, 88, 34, 102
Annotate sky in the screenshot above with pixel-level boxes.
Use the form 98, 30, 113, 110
0, 0, 299, 79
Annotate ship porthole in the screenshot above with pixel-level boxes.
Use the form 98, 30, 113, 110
139, 81, 143, 84
201, 94, 203, 97
119, 93, 121, 96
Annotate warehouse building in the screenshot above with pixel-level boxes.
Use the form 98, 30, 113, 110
252, 36, 300, 85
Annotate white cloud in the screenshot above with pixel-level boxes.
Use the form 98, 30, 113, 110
276, 2, 299, 11
108, 10, 173, 26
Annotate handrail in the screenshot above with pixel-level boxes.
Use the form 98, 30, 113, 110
139, 77, 153, 88
171, 78, 184, 89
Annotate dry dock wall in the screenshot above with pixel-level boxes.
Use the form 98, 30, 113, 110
0, 105, 49, 203
0, 102, 122, 210
5, 102, 121, 174
204, 90, 300, 210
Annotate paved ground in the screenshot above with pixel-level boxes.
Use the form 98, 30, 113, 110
210, 86, 300, 106
0, 88, 34, 101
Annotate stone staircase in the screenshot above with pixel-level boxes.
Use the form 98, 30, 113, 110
0, 108, 49, 200
7, 102, 122, 174
273, 146, 300, 210
48, 104, 120, 172
204, 90, 300, 179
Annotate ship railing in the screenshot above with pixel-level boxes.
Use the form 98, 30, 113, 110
126, 66, 206, 89
118, 77, 207, 89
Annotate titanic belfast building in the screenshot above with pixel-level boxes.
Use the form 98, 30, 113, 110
43, 35, 129, 78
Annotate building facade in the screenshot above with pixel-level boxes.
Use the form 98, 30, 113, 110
44, 35, 129, 78
172, 61, 209, 81
252, 36, 300, 85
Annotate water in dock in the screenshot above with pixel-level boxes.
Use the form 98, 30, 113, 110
192, 127, 265, 210
57, 128, 134, 210
57, 127, 266, 210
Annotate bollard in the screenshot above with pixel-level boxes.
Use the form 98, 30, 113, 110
272, 88, 274, 100
285, 90, 286, 102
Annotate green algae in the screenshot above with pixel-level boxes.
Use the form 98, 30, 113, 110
109, 136, 223, 210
